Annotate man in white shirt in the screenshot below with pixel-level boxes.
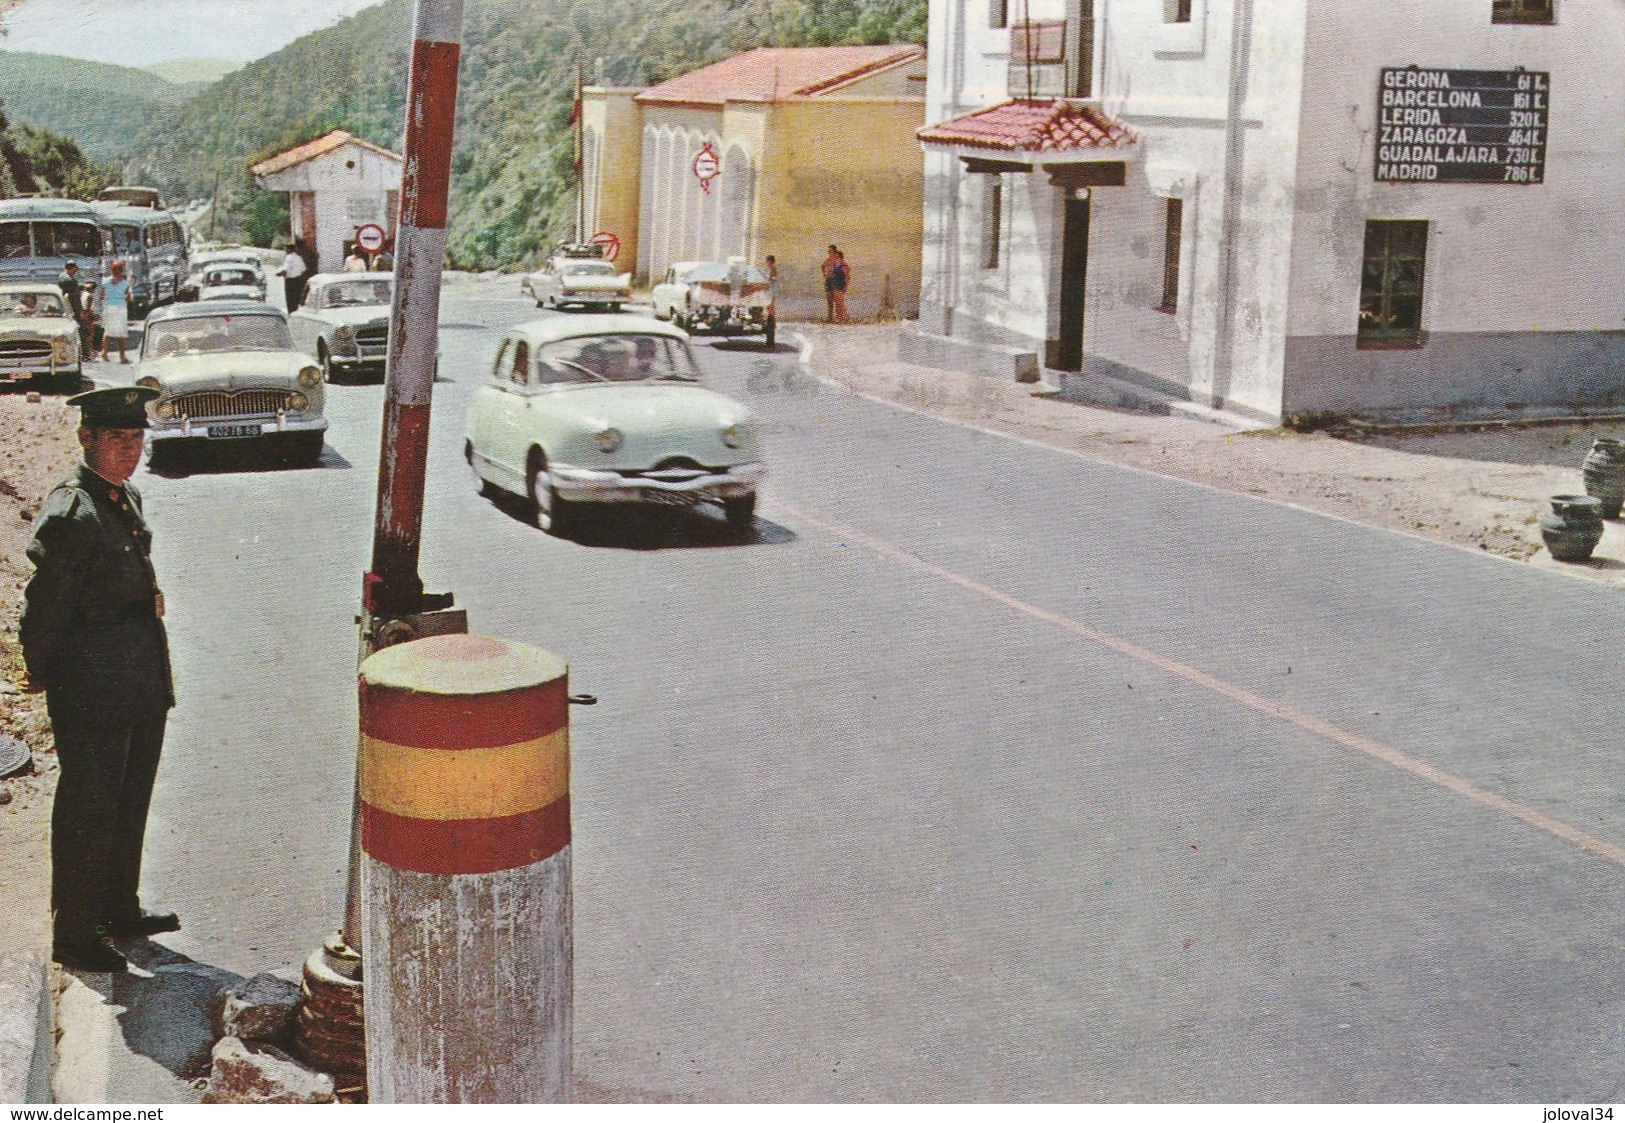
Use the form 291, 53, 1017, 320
278, 242, 309, 310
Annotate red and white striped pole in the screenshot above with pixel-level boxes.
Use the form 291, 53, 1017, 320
367, 0, 465, 618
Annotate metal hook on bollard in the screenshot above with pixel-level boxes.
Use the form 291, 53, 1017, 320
568, 693, 597, 706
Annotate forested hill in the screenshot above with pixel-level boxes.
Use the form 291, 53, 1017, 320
0, 51, 196, 163
119, 0, 926, 270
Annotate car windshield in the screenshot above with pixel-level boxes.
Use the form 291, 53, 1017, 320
144, 314, 291, 357
562, 261, 616, 277
0, 291, 65, 317
321, 280, 391, 308
204, 269, 257, 287
535, 334, 699, 384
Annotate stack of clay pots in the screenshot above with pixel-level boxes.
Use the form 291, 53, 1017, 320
1541, 439, 1625, 563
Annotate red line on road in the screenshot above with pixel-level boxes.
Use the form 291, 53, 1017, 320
776, 500, 1625, 870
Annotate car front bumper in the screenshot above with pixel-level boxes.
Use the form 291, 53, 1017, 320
2, 358, 80, 380
148, 415, 329, 442
550, 461, 765, 503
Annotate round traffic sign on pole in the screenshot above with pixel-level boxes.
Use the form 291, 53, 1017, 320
356, 223, 387, 254
692, 143, 720, 194
588, 231, 620, 262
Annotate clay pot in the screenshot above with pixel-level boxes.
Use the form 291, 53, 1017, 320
1540, 494, 1604, 562
1581, 438, 1625, 519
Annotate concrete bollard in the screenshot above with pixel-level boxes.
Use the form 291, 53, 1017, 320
358, 633, 572, 1103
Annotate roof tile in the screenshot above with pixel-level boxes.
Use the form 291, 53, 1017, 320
635, 45, 925, 107
250, 130, 401, 177
917, 99, 1137, 153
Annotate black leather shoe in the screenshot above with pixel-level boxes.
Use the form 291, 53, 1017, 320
53, 939, 128, 974
106, 910, 181, 938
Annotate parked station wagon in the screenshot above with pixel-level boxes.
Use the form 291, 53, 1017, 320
0, 283, 81, 389
465, 315, 765, 535
137, 301, 327, 466
287, 273, 392, 382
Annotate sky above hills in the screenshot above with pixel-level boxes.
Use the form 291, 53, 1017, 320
0, 0, 382, 66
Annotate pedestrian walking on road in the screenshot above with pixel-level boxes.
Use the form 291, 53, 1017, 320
98, 261, 131, 364
279, 241, 309, 310
21, 386, 179, 975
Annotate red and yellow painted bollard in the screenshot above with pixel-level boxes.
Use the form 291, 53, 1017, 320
357, 633, 571, 1103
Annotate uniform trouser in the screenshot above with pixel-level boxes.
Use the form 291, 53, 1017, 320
47, 695, 168, 939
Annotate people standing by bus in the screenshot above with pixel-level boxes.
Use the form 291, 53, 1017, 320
81, 281, 102, 362
99, 261, 131, 364
58, 261, 87, 354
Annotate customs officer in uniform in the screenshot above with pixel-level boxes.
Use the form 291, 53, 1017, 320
21, 386, 179, 973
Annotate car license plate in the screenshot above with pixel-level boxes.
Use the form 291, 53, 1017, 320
207, 423, 262, 439
642, 489, 699, 508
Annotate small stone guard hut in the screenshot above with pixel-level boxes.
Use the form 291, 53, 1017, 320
251, 130, 403, 273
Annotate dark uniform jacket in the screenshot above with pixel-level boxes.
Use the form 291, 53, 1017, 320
20, 463, 173, 710
57, 270, 84, 321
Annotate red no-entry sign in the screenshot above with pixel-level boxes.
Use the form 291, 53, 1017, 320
356, 223, 387, 254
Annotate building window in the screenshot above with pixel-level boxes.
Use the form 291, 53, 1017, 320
989, 0, 1008, 29
1158, 198, 1182, 312
1492, 0, 1554, 24
1358, 220, 1428, 346
1009, 19, 1066, 99
983, 177, 1004, 269
1165, 0, 1193, 22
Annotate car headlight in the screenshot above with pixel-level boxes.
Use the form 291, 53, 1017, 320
721, 422, 745, 448
297, 365, 322, 389
594, 427, 622, 453
52, 336, 75, 361
287, 391, 310, 412
155, 400, 176, 420
136, 376, 161, 390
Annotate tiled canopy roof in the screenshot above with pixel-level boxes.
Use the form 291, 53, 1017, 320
917, 100, 1136, 152
636, 45, 924, 107
250, 130, 400, 177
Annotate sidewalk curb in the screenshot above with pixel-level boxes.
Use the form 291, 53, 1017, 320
0, 951, 53, 1103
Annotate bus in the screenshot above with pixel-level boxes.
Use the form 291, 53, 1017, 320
0, 197, 104, 287
90, 203, 189, 317
96, 185, 164, 209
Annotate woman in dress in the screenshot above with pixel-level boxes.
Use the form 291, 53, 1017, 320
100, 260, 131, 363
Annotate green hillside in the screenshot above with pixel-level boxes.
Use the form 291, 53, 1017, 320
0, 50, 195, 163
142, 58, 244, 86
120, 0, 926, 270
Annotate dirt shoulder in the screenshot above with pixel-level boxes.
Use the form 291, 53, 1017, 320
793, 321, 1625, 583
1, 394, 79, 960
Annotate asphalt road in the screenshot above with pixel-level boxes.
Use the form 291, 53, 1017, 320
67, 290, 1625, 1102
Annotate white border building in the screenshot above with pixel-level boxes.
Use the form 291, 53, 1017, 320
908, 0, 1625, 422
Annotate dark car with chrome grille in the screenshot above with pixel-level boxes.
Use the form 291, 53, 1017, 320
136, 300, 327, 467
